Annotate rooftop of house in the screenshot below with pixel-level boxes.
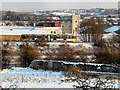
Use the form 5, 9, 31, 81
104, 26, 120, 34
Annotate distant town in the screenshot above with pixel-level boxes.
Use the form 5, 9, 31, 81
1, 8, 119, 26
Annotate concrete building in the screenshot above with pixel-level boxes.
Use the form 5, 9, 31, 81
72, 14, 81, 34
61, 14, 81, 34
62, 21, 72, 34
0, 26, 62, 41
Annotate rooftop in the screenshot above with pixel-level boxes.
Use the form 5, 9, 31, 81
104, 26, 120, 34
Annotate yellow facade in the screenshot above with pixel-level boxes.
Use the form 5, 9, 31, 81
47, 30, 62, 35
0, 35, 21, 41
72, 14, 81, 34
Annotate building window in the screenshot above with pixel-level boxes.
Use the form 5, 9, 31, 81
75, 28, 77, 30
54, 31, 56, 34
51, 31, 53, 33
75, 21, 77, 23
10, 29, 13, 31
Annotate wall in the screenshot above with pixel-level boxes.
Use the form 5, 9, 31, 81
72, 14, 81, 34
62, 22, 72, 34
0, 35, 21, 41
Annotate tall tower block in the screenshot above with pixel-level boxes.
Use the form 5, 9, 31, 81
72, 14, 81, 34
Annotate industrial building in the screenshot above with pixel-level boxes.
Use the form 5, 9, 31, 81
0, 26, 62, 41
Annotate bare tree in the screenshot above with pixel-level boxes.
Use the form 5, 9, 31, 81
18, 42, 40, 67
80, 19, 108, 44
62, 67, 117, 89
52, 44, 76, 61
1, 43, 13, 69
94, 34, 120, 65
16, 22, 24, 26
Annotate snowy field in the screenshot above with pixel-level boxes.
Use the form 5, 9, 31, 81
0, 67, 119, 88
0, 67, 76, 88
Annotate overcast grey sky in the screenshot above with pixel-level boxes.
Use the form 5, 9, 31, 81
1, 1, 119, 12
1, 0, 120, 2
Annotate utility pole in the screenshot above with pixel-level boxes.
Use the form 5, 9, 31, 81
0, 8, 2, 70
0, 36, 2, 70
0, 46, 2, 70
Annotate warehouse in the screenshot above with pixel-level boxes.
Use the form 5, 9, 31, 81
0, 26, 62, 41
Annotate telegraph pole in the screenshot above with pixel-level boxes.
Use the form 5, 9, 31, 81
0, 33, 2, 70
0, 44, 2, 70
0, 6, 2, 70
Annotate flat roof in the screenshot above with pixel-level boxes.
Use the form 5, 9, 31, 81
0, 26, 47, 35
0, 26, 61, 35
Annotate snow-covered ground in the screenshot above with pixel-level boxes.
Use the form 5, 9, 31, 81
0, 67, 74, 88
0, 67, 119, 88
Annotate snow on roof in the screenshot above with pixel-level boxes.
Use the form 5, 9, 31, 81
1, 26, 34, 30
51, 12, 75, 16
35, 27, 61, 30
0, 26, 61, 35
0, 27, 47, 35
104, 26, 120, 33
1, 26, 61, 30
83, 17, 89, 20
33, 59, 103, 66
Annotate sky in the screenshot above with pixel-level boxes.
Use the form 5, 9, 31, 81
0, 0, 119, 12
1, 0, 120, 2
